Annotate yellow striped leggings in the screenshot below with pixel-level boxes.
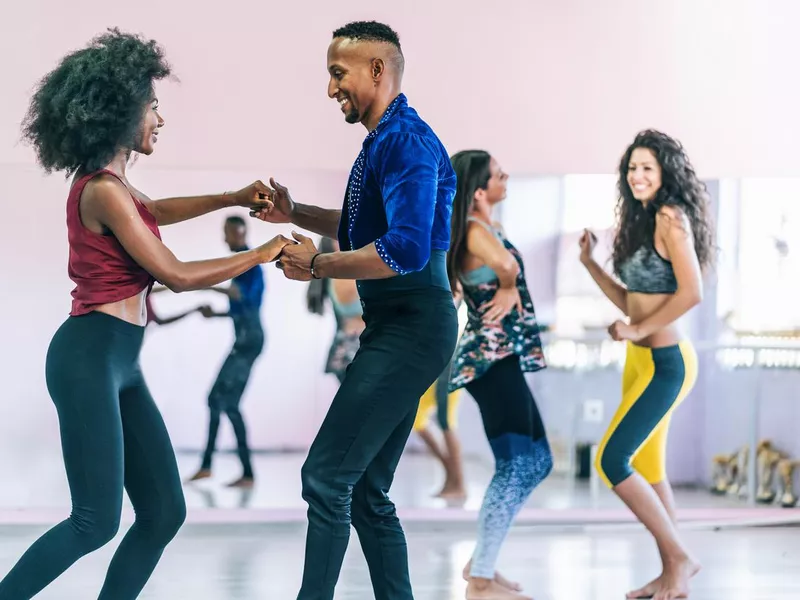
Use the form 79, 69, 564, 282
595, 341, 698, 488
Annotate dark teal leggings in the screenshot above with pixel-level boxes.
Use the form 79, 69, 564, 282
0, 311, 186, 599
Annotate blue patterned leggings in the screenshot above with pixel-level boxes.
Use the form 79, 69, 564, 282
465, 355, 553, 579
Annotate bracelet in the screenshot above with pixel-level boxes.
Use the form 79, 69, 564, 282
310, 253, 322, 279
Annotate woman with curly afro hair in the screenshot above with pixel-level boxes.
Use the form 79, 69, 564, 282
579, 130, 715, 600
0, 29, 291, 599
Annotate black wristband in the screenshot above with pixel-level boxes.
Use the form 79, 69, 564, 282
310, 253, 322, 279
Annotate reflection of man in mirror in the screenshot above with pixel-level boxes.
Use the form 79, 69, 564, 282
145, 286, 207, 327
186, 216, 265, 488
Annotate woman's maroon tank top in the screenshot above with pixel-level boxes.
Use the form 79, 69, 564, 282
67, 169, 161, 316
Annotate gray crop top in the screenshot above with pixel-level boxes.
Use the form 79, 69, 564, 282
618, 243, 677, 294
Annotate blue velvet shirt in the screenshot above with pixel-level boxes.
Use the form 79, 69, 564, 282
337, 94, 456, 274
229, 247, 264, 317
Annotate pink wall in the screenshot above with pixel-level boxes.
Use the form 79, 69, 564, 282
3, 0, 800, 177
2, 1, 799, 485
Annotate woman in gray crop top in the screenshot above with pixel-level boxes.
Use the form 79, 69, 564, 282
579, 130, 715, 600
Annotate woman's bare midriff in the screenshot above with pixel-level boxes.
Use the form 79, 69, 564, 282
627, 292, 684, 348
93, 288, 149, 327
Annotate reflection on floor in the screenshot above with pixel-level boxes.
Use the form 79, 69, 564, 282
3, 452, 797, 527
0, 522, 798, 599
177, 451, 748, 511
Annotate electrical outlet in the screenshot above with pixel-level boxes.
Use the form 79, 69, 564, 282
583, 399, 604, 423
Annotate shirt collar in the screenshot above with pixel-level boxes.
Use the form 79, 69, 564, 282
364, 93, 406, 144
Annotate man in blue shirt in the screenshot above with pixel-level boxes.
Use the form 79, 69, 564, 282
252, 21, 458, 600
186, 216, 265, 488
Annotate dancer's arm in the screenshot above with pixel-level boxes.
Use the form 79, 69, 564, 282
207, 284, 242, 301
582, 258, 628, 315
316, 133, 442, 279
465, 222, 522, 322
150, 306, 205, 325
199, 306, 231, 319
83, 175, 292, 292
249, 178, 342, 239
311, 244, 397, 279
290, 203, 342, 239
466, 223, 519, 288
579, 229, 628, 315
143, 181, 274, 226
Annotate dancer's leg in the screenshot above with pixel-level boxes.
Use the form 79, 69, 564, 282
463, 356, 553, 599
226, 405, 254, 483
594, 343, 699, 600
296, 291, 457, 600
351, 409, 418, 600
187, 407, 221, 482
98, 367, 186, 598
435, 367, 466, 498
0, 315, 131, 599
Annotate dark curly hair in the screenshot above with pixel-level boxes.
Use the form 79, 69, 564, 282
446, 150, 492, 291
332, 21, 404, 72
612, 130, 715, 275
21, 28, 172, 176
333, 21, 402, 50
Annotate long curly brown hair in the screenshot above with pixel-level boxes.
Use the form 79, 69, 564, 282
612, 130, 715, 275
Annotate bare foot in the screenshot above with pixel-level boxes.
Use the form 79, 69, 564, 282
653, 558, 701, 600
463, 562, 522, 592
185, 469, 211, 483
466, 578, 532, 600
627, 558, 701, 600
227, 476, 255, 488
626, 574, 662, 599
435, 484, 467, 500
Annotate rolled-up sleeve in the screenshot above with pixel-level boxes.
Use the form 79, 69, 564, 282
373, 133, 439, 274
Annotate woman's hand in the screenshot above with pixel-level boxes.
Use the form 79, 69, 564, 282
256, 234, 296, 263
607, 319, 644, 342
579, 228, 598, 265
276, 231, 319, 281
231, 180, 275, 213
483, 287, 523, 323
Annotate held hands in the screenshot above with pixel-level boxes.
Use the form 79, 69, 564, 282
249, 178, 295, 224
276, 232, 319, 281
578, 228, 598, 265
256, 234, 296, 263
483, 287, 523, 323
231, 180, 276, 212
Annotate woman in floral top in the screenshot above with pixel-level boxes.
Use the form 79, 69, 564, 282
448, 150, 552, 600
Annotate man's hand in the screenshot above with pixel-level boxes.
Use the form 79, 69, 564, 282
276, 232, 319, 281
231, 180, 275, 213
250, 178, 295, 224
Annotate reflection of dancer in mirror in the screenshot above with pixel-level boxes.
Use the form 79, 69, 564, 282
411, 304, 467, 501
306, 237, 365, 384
448, 150, 552, 600
580, 130, 714, 600
0, 29, 290, 599
145, 286, 207, 327
252, 21, 459, 600
187, 216, 266, 488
